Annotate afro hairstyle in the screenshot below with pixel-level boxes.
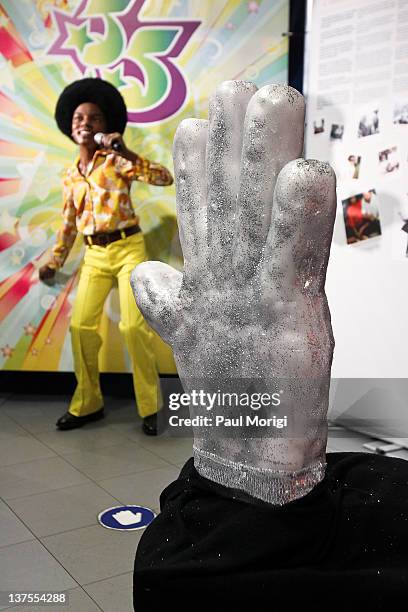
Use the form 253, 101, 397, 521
55, 78, 128, 140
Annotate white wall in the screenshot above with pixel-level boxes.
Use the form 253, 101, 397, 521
305, 0, 408, 380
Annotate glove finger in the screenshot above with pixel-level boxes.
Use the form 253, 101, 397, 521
130, 261, 182, 344
173, 118, 208, 281
233, 85, 305, 283
206, 80, 258, 280
262, 158, 336, 299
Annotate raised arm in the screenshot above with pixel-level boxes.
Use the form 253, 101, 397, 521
97, 131, 173, 186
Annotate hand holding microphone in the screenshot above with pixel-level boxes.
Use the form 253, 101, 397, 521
94, 132, 140, 166
94, 131, 124, 152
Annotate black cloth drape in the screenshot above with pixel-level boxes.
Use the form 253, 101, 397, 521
133, 452, 408, 610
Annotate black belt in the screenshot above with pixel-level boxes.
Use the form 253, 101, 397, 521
84, 224, 141, 247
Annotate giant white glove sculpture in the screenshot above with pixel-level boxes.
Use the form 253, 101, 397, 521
131, 81, 336, 505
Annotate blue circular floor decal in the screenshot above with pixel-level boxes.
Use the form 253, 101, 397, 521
98, 505, 156, 531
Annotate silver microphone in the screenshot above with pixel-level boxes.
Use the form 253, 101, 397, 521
94, 132, 122, 152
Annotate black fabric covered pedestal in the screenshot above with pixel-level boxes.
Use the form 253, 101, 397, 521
133, 452, 408, 610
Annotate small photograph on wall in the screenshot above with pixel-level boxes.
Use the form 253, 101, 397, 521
401, 217, 408, 257
357, 110, 379, 137
393, 102, 408, 124
379, 146, 400, 174
399, 194, 408, 258
342, 189, 381, 244
330, 123, 344, 140
313, 118, 325, 134
345, 154, 361, 179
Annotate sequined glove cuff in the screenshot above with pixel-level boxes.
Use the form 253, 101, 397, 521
194, 446, 326, 506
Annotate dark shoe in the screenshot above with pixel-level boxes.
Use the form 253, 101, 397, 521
142, 413, 158, 436
56, 408, 104, 431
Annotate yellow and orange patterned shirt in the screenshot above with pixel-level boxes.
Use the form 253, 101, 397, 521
49, 149, 173, 269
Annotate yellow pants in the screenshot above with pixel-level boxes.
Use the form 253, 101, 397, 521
69, 232, 159, 419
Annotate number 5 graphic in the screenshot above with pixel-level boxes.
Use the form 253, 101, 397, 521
49, 0, 201, 123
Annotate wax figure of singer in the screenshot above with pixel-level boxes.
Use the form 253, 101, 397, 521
39, 78, 173, 435
130, 82, 408, 609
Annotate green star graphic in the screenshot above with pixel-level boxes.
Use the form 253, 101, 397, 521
105, 66, 127, 89
65, 22, 94, 53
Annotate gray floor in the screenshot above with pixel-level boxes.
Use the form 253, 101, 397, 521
0, 393, 407, 611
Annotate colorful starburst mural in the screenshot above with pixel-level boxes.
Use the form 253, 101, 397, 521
0, 0, 288, 373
